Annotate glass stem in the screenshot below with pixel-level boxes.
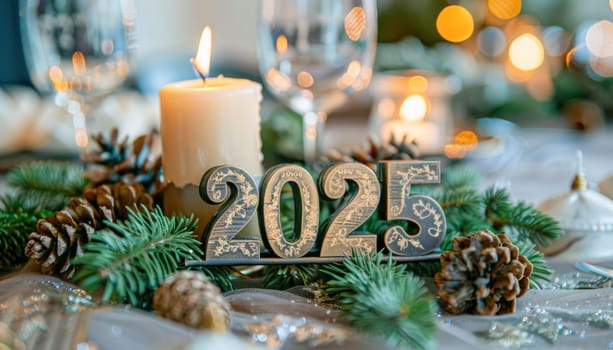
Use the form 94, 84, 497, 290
303, 111, 327, 165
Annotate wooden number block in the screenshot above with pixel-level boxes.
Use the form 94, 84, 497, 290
259, 164, 319, 259
199, 165, 260, 260
379, 160, 446, 256
319, 162, 379, 257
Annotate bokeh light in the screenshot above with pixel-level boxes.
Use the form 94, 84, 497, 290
75, 129, 89, 148
585, 20, 613, 58
72, 51, 87, 75
487, 0, 521, 20
266, 69, 292, 92
454, 130, 478, 148
509, 33, 544, 71
478, 26, 506, 57
344, 7, 366, 41
590, 56, 613, 78
400, 94, 428, 122
296, 71, 314, 88
444, 130, 479, 159
408, 75, 428, 93
436, 5, 474, 43
276, 35, 288, 54
543, 26, 571, 56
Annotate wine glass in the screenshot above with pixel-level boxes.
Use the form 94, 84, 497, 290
258, 0, 377, 164
19, 0, 135, 148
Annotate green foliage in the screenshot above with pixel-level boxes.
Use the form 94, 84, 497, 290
488, 200, 563, 248
437, 184, 562, 250
73, 207, 202, 308
434, 187, 483, 218
262, 264, 319, 290
0, 197, 53, 271
517, 241, 553, 289
440, 166, 483, 189
260, 108, 303, 165
190, 266, 235, 292
7, 161, 87, 211
321, 252, 438, 350
0, 211, 36, 270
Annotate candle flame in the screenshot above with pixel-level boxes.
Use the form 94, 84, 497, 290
193, 26, 212, 79
400, 94, 428, 122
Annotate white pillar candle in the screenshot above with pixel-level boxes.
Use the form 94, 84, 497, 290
160, 78, 263, 239
159, 27, 263, 240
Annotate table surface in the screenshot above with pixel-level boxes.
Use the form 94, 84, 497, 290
1, 125, 613, 350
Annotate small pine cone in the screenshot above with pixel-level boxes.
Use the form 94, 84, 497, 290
153, 271, 231, 331
82, 128, 164, 197
325, 135, 419, 170
24, 183, 153, 278
434, 230, 533, 316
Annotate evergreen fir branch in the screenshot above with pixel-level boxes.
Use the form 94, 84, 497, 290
435, 187, 483, 218
73, 207, 202, 308
0, 200, 53, 271
0, 211, 36, 270
441, 166, 482, 189
483, 186, 514, 230
516, 241, 552, 289
262, 264, 319, 290
404, 260, 442, 278
321, 252, 438, 350
439, 229, 462, 252
7, 161, 87, 210
482, 186, 561, 246
492, 201, 563, 247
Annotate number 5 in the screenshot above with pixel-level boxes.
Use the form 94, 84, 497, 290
379, 161, 446, 256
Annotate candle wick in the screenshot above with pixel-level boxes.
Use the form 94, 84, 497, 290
190, 57, 208, 86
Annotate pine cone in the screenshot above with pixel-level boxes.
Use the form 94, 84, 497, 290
153, 271, 231, 331
24, 183, 153, 278
325, 134, 419, 170
82, 128, 164, 197
434, 230, 533, 316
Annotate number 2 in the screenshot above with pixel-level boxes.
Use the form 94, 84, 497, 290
199, 165, 260, 260
319, 163, 379, 256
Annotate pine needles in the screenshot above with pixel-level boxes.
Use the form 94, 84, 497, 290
517, 241, 553, 289
0, 196, 52, 271
433, 171, 562, 249
0, 211, 36, 270
7, 161, 86, 211
73, 207, 202, 308
321, 252, 438, 350
0, 161, 84, 271
262, 264, 320, 290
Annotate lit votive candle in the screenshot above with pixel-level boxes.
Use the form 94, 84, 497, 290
159, 27, 263, 239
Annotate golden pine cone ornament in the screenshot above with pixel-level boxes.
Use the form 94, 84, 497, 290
325, 134, 419, 170
81, 128, 164, 197
24, 183, 153, 278
434, 230, 533, 316
153, 271, 231, 331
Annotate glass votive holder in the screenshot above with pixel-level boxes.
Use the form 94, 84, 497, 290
368, 70, 459, 155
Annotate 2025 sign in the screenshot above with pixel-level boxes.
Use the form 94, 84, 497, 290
196, 160, 446, 264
